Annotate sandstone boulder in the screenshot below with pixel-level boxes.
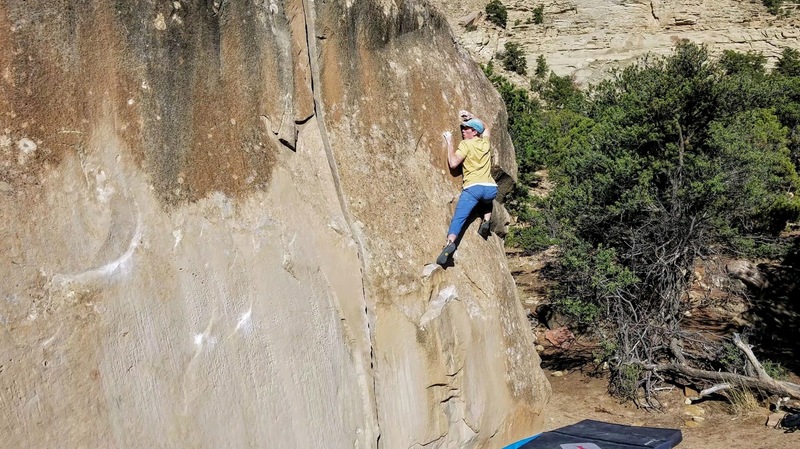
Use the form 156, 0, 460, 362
0, 1, 548, 448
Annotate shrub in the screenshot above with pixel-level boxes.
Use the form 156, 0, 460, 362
593, 338, 618, 365
506, 208, 555, 253
719, 341, 745, 374
612, 364, 643, 402
485, 0, 507, 28
763, 0, 784, 15
533, 5, 544, 24
762, 360, 790, 380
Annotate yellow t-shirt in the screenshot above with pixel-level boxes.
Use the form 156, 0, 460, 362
456, 137, 495, 188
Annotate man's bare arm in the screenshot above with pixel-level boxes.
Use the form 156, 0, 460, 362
443, 132, 465, 168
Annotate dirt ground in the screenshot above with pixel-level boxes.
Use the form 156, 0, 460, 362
540, 368, 797, 449
507, 249, 800, 449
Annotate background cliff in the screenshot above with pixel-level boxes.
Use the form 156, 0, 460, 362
0, 1, 549, 448
437, 0, 800, 84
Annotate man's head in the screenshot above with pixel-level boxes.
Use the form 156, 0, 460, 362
460, 118, 485, 137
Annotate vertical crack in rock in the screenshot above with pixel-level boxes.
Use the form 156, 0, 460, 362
299, 0, 380, 445
650, 0, 660, 21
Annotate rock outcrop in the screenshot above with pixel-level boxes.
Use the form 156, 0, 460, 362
0, 1, 549, 448
436, 0, 800, 85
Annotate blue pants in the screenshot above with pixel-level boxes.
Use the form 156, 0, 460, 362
447, 185, 497, 237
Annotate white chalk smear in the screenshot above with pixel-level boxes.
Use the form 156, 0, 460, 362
420, 284, 458, 328
173, 229, 183, 250
235, 308, 252, 333
51, 213, 143, 287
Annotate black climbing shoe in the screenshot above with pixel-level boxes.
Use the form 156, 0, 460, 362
436, 242, 456, 265
478, 220, 491, 239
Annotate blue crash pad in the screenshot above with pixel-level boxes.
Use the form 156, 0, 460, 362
504, 420, 682, 449
503, 435, 539, 449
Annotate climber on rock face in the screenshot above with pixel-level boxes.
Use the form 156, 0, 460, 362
436, 111, 497, 266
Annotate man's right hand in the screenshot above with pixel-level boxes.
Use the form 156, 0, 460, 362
442, 131, 452, 142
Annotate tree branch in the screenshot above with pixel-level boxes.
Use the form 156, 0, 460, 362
637, 362, 800, 399
684, 383, 733, 402
733, 333, 771, 381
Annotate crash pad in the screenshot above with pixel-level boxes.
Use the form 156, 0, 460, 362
504, 419, 682, 449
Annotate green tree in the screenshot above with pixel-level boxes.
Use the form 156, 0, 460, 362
776, 48, 800, 77
499, 42, 528, 75
505, 41, 800, 405
706, 108, 800, 235
540, 73, 585, 111
485, 0, 507, 28
718, 50, 766, 75
534, 55, 548, 78
772, 76, 800, 167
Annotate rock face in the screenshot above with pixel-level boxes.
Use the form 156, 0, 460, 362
727, 260, 770, 289
436, 0, 800, 85
0, 1, 548, 449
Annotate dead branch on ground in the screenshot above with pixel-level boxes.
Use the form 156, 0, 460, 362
638, 333, 800, 401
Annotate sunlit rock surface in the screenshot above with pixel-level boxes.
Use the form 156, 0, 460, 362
0, 1, 549, 448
